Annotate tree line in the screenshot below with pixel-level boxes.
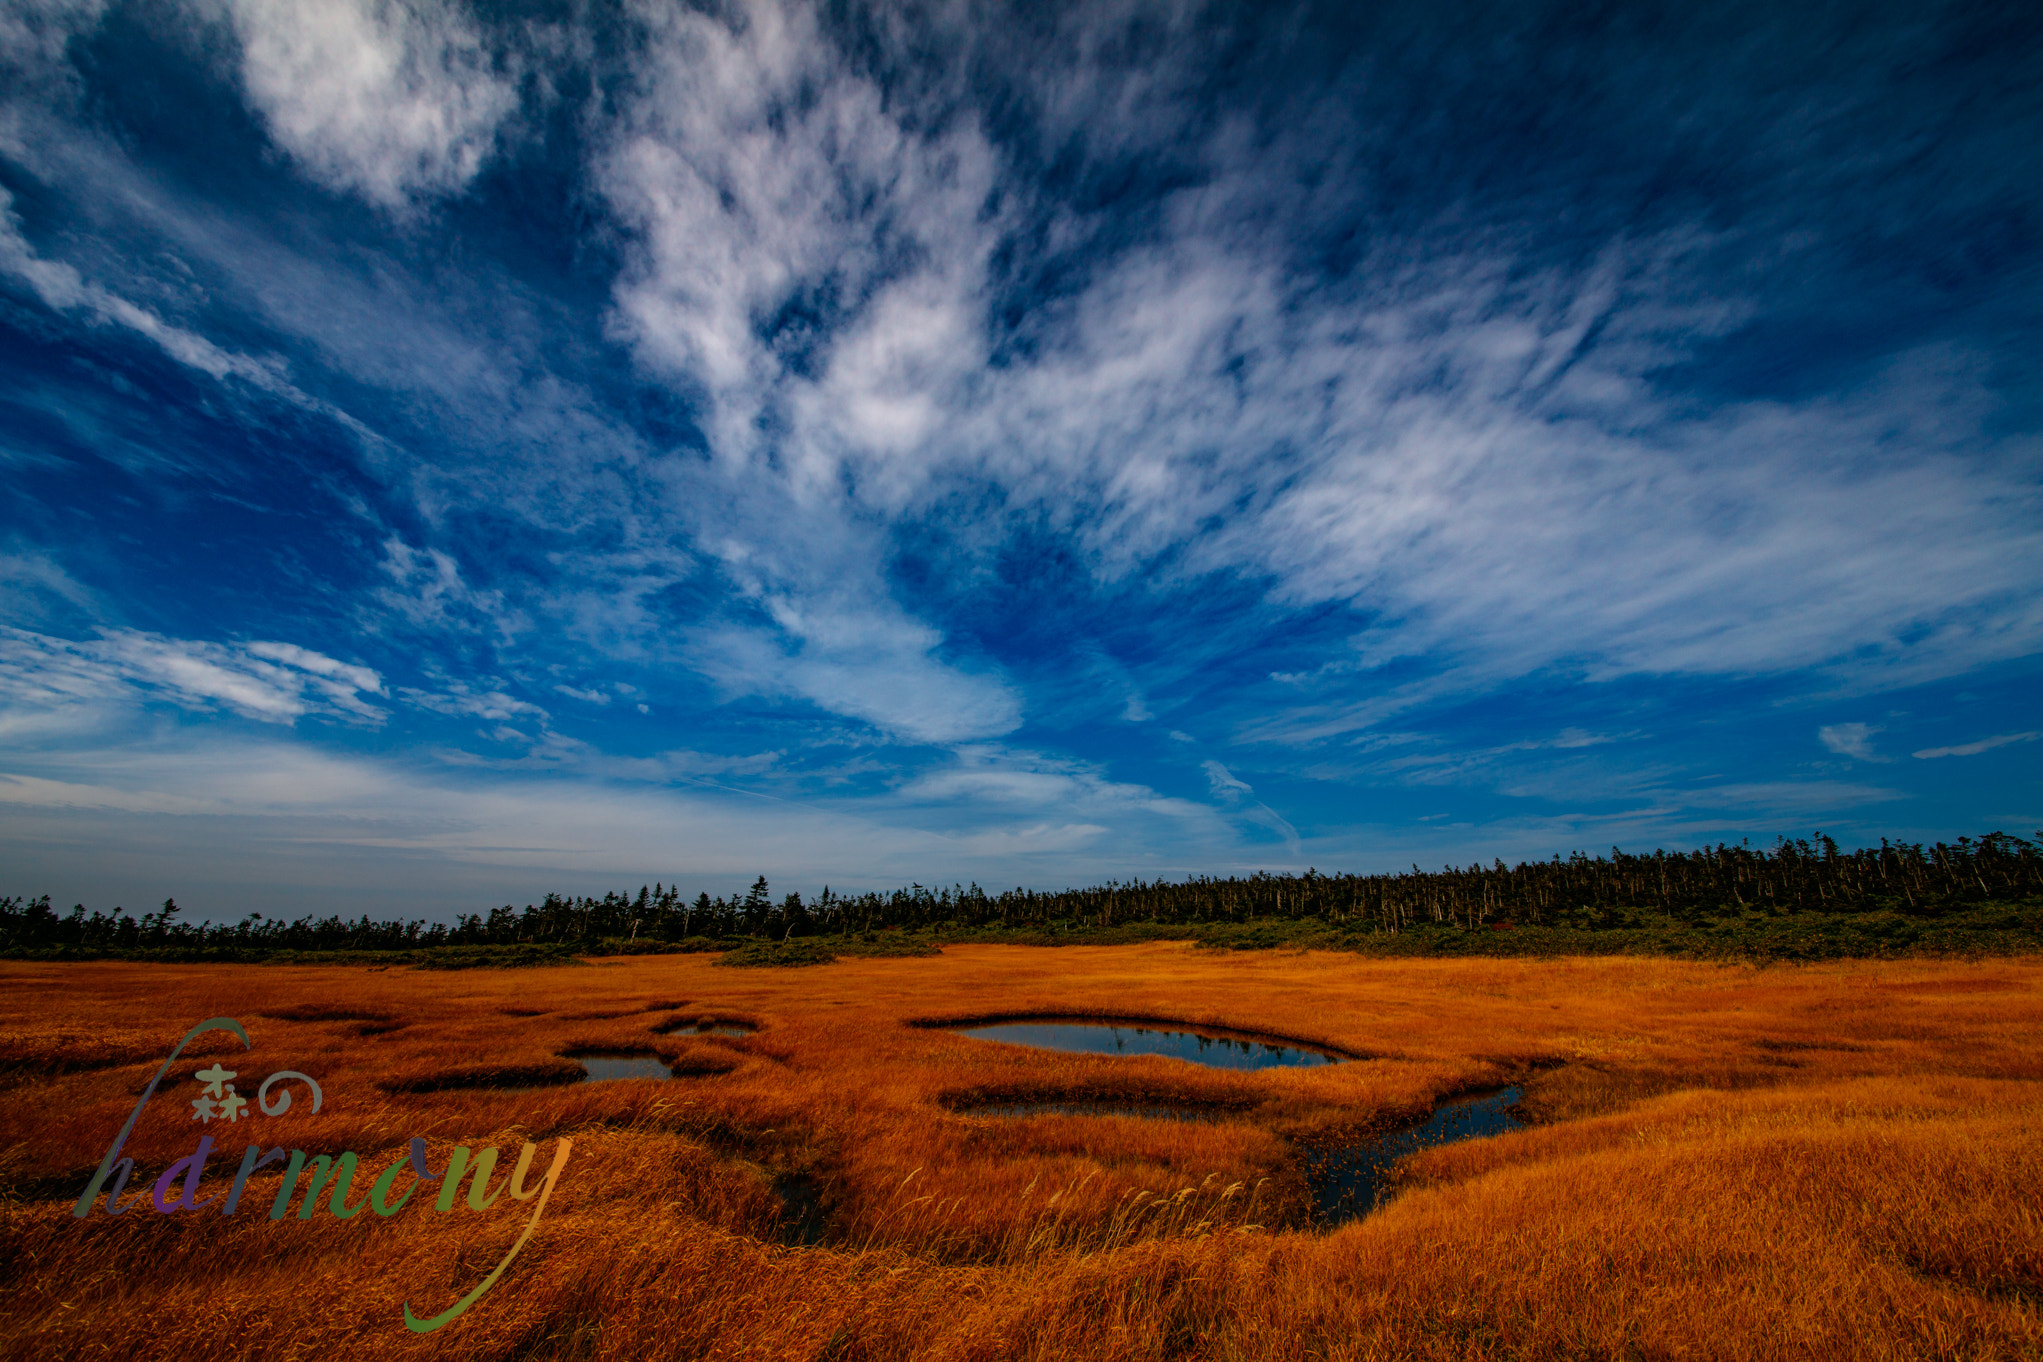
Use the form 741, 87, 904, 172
4, 832, 2039, 956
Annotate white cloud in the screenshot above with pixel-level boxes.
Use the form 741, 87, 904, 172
698, 601, 1021, 745
602, 0, 1001, 477
1201, 759, 1252, 802
1683, 780, 1904, 810
1913, 731, 2039, 760
242, 641, 381, 695
1818, 722, 1886, 762
1, 186, 287, 389
949, 821, 1112, 858
0, 626, 386, 729
371, 537, 521, 637
398, 681, 546, 724
17, 0, 2028, 771
0, 730, 1255, 918
4, 0, 2037, 872
223, 0, 517, 208
586, 0, 2043, 752
0, 546, 100, 628
995, 243, 2043, 696
897, 746, 1213, 824
0, 739, 942, 886
0, 184, 384, 455
587, 0, 1026, 744
1195, 758, 1299, 848
0, 770, 220, 816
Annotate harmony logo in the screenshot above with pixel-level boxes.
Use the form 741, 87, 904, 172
72, 1017, 573, 1333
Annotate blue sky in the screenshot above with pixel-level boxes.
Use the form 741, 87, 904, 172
1, 0, 2039, 920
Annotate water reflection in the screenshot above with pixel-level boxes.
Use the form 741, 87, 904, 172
967, 1101, 1236, 1122
1304, 1086, 1522, 1224
659, 1020, 755, 1037
956, 1021, 1343, 1070
574, 1052, 673, 1082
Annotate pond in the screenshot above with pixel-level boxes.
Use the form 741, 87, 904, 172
1304, 1085, 1523, 1224
964, 1101, 1238, 1122
659, 1019, 756, 1037
573, 1052, 674, 1082
954, 1020, 1345, 1070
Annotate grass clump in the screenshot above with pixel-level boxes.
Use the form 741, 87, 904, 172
716, 934, 944, 968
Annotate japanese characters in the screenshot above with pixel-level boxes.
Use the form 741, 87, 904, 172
73, 1016, 574, 1334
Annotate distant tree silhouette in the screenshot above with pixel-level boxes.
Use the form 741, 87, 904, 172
5, 832, 2038, 956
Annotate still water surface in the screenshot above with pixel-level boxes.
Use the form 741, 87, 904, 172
659, 1020, 755, 1037
956, 1020, 1345, 1069
1305, 1086, 1523, 1224
575, 1052, 674, 1082
968, 1101, 1235, 1121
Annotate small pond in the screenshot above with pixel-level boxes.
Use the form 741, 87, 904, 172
966, 1101, 1238, 1122
955, 1021, 1344, 1070
659, 1019, 755, 1037
573, 1052, 673, 1082
1304, 1085, 1522, 1224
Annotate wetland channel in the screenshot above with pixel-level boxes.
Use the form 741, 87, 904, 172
511, 1017, 1524, 1237
948, 1018, 1525, 1227
1302, 1086, 1523, 1223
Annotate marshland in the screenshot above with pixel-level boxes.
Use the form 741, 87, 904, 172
3, 941, 2040, 1360
9, 0, 2042, 1355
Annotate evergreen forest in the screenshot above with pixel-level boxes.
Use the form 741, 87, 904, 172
5, 832, 2041, 964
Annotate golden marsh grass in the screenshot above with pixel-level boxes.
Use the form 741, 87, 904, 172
2, 944, 2040, 1359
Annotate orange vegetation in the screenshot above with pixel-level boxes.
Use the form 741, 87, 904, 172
2, 944, 2041, 1360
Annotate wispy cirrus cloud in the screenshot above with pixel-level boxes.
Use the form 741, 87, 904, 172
1, 187, 289, 392
1914, 731, 2039, 760
0, 180, 386, 473
397, 679, 544, 724
583, 0, 2043, 744
371, 538, 523, 639
0, 0, 2037, 918
1197, 759, 1299, 850
0, 626, 385, 733
896, 746, 1205, 821
1681, 781, 1905, 811
15, 0, 2036, 736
